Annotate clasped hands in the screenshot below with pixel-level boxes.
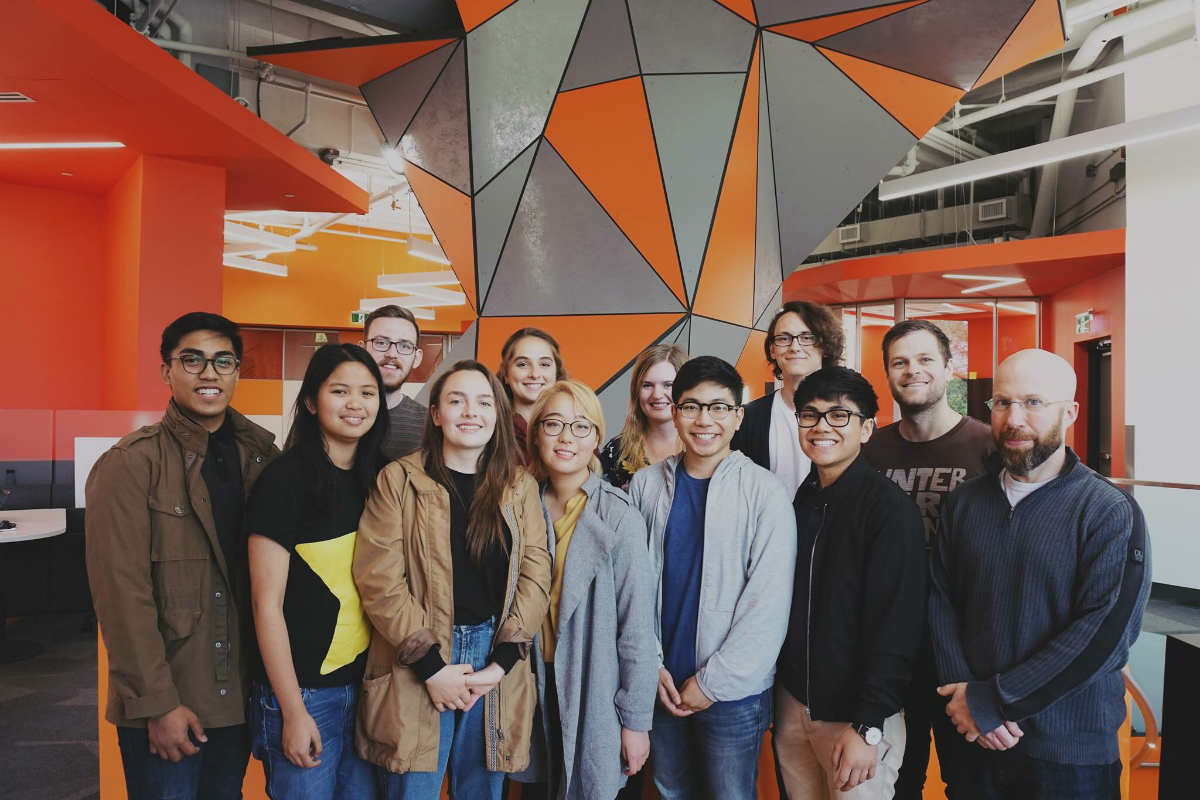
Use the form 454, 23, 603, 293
657, 667, 714, 717
425, 662, 505, 712
938, 682, 1024, 751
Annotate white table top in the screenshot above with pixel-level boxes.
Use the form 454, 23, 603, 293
0, 508, 68, 543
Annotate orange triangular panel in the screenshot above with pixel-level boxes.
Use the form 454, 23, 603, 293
404, 161, 477, 309
734, 331, 772, 400
692, 40, 759, 327
478, 313, 684, 389
714, 0, 756, 24
973, 0, 1065, 89
767, 1, 925, 43
817, 46, 964, 137
456, 0, 519, 32
546, 77, 686, 304
253, 38, 457, 86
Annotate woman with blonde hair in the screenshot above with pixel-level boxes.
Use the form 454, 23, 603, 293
599, 343, 687, 489
513, 379, 658, 800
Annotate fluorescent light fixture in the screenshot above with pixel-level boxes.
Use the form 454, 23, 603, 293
360, 297, 435, 319
408, 237, 451, 265
377, 270, 458, 288
0, 141, 125, 150
223, 255, 287, 276
942, 273, 1026, 295
381, 145, 407, 175
377, 271, 466, 307
997, 303, 1037, 314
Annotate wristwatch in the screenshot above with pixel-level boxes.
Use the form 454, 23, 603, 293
854, 723, 883, 746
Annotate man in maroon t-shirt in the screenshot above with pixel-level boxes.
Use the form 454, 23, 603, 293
863, 319, 994, 800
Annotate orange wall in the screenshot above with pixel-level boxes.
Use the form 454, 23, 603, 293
860, 325, 895, 427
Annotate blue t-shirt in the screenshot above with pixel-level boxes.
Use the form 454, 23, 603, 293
661, 461, 709, 684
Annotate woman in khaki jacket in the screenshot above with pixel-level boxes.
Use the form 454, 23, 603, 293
352, 359, 551, 800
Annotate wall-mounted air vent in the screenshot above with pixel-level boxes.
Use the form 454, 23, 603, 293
978, 198, 1008, 222
0, 91, 34, 102
838, 224, 862, 244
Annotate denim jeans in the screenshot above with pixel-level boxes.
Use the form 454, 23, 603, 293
377, 618, 503, 800
117, 722, 250, 800
650, 689, 772, 800
965, 749, 1121, 800
250, 682, 375, 800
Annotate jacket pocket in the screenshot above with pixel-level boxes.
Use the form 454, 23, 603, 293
148, 496, 208, 611
158, 607, 200, 643
358, 667, 424, 761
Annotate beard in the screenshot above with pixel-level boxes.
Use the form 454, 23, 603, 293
379, 360, 409, 392
894, 377, 949, 416
997, 416, 1064, 476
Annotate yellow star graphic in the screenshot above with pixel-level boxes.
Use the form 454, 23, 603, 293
295, 531, 370, 675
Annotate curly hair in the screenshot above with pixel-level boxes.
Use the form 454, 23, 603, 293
763, 301, 844, 379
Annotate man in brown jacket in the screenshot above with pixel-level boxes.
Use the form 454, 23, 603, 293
86, 312, 278, 800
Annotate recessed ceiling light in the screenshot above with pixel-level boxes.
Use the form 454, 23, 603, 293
0, 141, 124, 150
60, 171, 73, 177
283, 192, 295, 198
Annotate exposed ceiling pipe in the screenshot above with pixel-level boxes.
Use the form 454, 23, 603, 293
888, 147, 919, 177
1065, 0, 1138, 30
286, 82, 312, 137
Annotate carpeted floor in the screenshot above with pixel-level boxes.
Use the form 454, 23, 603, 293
0, 613, 99, 800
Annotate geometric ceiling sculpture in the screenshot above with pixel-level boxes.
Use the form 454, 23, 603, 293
250, 0, 1062, 427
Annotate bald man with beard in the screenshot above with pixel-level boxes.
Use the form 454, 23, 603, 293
928, 349, 1151, 800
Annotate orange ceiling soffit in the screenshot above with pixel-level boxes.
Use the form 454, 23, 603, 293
767, 0, 927, 43
817, 46, 963, 137
973, 0, 1066, 89
404, 161, 478, 309
456, 0, 519, 32
249, 37, 458, 86
546, 77, 687, 304
478, 313, 684, 390
714, 0, 757, 25
692, 40, 759, 327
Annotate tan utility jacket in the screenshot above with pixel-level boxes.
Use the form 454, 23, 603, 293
353, 452, 551, 774
86, 401, 278, 728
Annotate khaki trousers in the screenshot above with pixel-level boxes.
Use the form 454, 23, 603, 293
773, 687, 906, 800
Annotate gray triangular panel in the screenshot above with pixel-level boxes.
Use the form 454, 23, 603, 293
561, 0, 640, 92
360, 41, 456, 145
670, 317, 691, 348
628, 0, 756, 74
754, 285, 782, 331
476, 140, 538, 312
763, 33, 915, 273
468, 0, 589, 190
754, 0, 904, 27
415, 320, 478, 405
597, 366, 634, 443
644, 73, 745, 303
400, 42, 469, 193
690, 316, 751, 365
754, 47, 782, 325
485, 144, 685, 315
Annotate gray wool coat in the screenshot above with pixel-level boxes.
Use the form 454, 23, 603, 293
513, 473, 659, 800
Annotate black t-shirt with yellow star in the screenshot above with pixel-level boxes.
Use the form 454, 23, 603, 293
247, 449, 370, 688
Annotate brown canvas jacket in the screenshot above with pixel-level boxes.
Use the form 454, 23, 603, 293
353, 452, 551, 774
86, 400, 278, 728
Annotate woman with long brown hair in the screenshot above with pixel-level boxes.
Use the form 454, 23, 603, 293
497, 328, 568, 463
599, 343, 687, 490
352, 360, 551, 800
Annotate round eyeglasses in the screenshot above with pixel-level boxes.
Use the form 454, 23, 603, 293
675, 401, 738, 420
171, 354, 240, 375
538, 418, 596, 438
367, 337, 417, 356
796, 408, 867, 428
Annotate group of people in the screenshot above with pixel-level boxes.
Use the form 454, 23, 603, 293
85, 300, 1151, 800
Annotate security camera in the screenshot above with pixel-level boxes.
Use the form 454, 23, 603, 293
318, 147, 340, 165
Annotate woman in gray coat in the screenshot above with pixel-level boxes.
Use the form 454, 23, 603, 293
514, 380, 659, 800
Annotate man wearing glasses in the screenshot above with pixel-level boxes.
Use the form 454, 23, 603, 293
774, 366, 926, 800
929, 349, 1150, 799
86, 312, 279, 799
628, 356, 796, 800
361, 304, 426, 460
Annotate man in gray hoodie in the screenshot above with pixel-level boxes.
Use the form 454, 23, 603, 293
629, 356, 797, 800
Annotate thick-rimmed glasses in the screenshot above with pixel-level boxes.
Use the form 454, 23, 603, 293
796, 408, 867, 428
538, 418, 596, 438
985, 397, 1069, 414
171, 354, 240, 375
367, 337, 417, 356
771, 332, 818, 349
675, 401, 739, 420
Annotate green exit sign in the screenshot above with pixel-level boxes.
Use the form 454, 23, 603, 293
351, 310, 367, 324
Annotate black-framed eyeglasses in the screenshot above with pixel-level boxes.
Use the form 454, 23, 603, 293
171, 354, 240, 375
367, 337, 417, 356
770, 332, 818, 349
538, 418, 596, 438
675, 401, 739, 420
796, 408, 868, 428
984, 397, 1069, 414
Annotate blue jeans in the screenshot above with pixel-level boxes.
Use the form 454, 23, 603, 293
650, 689, 772, 800
377, 618, 503, 800
967, 749, 1121, 800
117, 723, 250, 800
250, 682, 375, 800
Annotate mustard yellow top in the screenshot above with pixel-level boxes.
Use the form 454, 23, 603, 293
540, 491, 587, 662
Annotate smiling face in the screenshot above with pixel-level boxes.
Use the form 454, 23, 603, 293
432, 368, 498, 458
991, 352, 1078, 478
885, 329, 952, 415
505, 336, 557, 409
160, 330, 239, 430
364, 316, 423, 392
638, 359, 677, 424
306, 361, 380, 450
798, 396, 874, 486
770, 311, 825, 383
534, 391, 599, 481
673, 381, 744, 463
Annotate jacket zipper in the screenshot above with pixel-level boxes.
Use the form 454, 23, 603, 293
805, 504, 828, 718
485, 502, 523, 771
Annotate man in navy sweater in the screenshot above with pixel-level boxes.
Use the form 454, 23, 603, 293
930, 349, 1150, 799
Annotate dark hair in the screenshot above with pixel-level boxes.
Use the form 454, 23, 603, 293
764, 301, 844, 379
672, 356, 744, 404
423, 360, 519, 564
498, 328, 567, 400
283, 344, 389, 513
881, 319, 951, 365
793, 366, 879, 419
160, 312, 243, 362
364, 304, 421, 342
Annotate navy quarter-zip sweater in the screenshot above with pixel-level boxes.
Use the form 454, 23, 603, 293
929, 448, 1151, 765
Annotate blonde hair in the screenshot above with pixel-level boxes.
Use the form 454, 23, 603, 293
616, 343, 687, 475
526, 379, 605, 480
